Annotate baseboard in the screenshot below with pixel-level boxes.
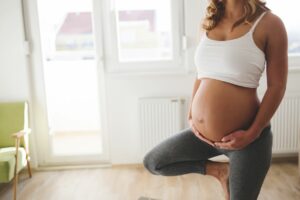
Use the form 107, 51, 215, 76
271, 153, 298, 163
28, 163, 113, 172
112, 163, 144, 168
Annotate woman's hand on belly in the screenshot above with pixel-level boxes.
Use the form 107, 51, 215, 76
191, 78, 260, 143
214, 129, 258, 150
188, 118, 216, 147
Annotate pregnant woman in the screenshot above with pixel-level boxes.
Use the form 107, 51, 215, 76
143, 0, 288, 199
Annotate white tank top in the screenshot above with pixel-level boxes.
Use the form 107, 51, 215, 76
194, 11, 267, 88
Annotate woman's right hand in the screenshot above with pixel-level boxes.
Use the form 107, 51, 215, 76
188, 118, 215, 147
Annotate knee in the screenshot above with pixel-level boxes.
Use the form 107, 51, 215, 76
143, 152, 161, 175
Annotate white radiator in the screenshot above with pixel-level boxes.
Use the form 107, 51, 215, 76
139, 95, 300, 156
139, 97, 185, 155
270, 95, 300, 154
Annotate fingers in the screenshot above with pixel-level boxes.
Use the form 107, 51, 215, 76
195, 130, 215, 147
199, 136, 215, 146
214, 139, 236, 149
189, 122, 215, 147
190, 124, 199, 135
214, 142, 230, 149
221, 134, 233, 142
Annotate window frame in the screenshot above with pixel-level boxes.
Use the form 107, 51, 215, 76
101, 0, 186, 74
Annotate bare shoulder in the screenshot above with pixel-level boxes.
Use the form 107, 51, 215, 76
263, 11, 288, 81
262, 11, 287, 38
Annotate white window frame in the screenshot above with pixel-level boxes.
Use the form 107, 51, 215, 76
101, 0, 186, 74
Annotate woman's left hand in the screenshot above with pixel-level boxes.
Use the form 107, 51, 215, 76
214, 129, 258, 150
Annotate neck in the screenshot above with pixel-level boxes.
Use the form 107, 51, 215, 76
223, 0, 246, 19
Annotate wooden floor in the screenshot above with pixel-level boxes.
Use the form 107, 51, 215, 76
0, 161, 299, 200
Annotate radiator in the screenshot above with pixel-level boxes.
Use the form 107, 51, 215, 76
270, 95, 300, 154
139, 97, 185, 155
139, 95, 300, 156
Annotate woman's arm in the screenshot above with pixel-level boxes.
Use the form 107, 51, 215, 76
215, 13, 288, 149
247, 14, 288, 139
187, 76, 201, 120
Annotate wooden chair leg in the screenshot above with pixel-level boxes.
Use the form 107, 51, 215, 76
13, 173, 18, 200
13, 138, 20, 200
26, 155, 32, 178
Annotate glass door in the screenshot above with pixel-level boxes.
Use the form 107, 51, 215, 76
36, 0, 108, 164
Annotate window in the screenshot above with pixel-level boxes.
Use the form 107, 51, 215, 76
268, 0, 300, 55
104, 0, 185, 72
115, 0, 173, 62
38, 1, 95, 61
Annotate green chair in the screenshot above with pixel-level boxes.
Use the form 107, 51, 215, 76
0, 101, 32, 200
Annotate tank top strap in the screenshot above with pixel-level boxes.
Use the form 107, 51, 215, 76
249, 11, 268, 33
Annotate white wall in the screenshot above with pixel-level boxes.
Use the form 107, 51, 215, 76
0, 0, 29, 100
1, 0, 300, 167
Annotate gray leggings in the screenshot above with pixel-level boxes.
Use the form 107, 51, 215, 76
143, 124, 272, 200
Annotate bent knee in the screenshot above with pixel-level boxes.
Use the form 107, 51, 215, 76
143, 152, 161, 175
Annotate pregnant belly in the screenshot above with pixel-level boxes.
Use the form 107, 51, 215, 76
191, 78, 260, 142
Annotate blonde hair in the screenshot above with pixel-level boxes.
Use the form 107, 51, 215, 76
202, 0, 270, 31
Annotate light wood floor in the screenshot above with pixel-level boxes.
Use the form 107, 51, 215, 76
0, 161, 299, 200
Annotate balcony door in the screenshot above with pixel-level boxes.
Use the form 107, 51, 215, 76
33, 0, 110, 165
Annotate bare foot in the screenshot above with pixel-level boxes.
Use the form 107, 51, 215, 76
205, 160, 230, 200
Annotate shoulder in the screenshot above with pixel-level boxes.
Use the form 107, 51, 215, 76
262, 12, 288, 66
255, 11, 287, 51
262, 11, 287, 37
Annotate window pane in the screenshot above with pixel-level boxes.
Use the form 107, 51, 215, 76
268, 0, 300, 54
56, 12, 94, 52
115, 0, 173, 62
38, 0, 95, 60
